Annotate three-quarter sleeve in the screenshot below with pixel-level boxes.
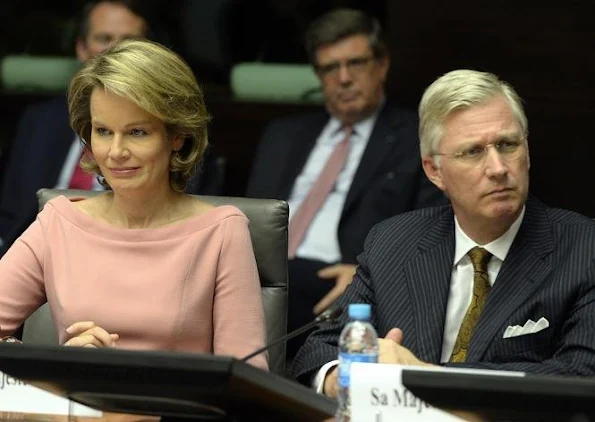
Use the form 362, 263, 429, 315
212, 215, 268, 370
0, 214, 47, 336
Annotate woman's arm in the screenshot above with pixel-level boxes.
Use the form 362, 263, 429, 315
212, 215, 268, 370
0, 215, 47, 337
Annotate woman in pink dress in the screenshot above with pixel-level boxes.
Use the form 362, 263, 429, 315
0, 39, 267, 370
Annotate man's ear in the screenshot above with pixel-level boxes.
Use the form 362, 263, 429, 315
75, 38, 89, 63
377, 55, 390, 83
422, 156, 446, 192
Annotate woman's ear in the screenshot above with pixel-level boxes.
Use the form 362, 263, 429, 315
172, 134, 184, 152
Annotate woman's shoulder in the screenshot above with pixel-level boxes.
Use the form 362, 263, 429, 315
186, 196, 248, 226
40, 194, 109, 231
43, 194, 91, 216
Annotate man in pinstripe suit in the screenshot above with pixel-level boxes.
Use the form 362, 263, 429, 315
292, 69, 595, 397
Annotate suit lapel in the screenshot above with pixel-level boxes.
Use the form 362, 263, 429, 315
277, 113, 328, 199
342, 104, 402, 213
467, 198, 554, 361
404, 211, 455, 362
44, 96, 77, 185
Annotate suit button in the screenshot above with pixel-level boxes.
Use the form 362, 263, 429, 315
386, 171, 395, 179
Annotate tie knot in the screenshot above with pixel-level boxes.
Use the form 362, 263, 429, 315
467, 247, 492, 272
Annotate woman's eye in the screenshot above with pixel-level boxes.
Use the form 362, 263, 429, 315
130, 129, 147, 137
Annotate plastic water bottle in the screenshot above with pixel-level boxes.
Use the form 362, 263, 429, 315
336, 303, 379, 421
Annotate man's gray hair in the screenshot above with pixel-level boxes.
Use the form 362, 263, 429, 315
418, 69, 528, 159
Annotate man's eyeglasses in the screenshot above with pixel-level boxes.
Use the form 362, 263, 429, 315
433, 137, 526, 164
315, 55, 376, 79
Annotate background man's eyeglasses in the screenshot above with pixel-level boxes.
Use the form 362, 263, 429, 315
315, 55, 376, 78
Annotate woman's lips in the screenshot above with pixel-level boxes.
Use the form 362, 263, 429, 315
109, 167, 140, 177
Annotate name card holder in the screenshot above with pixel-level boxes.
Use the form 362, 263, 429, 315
349, 363, 524, 421
0, 371, 102, 418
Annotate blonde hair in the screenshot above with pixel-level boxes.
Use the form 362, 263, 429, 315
68, 38, 210, 192
418, 69, 528, 159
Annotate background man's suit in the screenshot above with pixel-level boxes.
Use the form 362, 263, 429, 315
0, 96, 72, 256
292, 196, 595, 383
247, 102, 445, 263
0, 95, 222, 256
246, 102, 446, 357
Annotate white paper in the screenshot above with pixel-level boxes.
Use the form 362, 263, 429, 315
349, 363, 524, 421
0, 371, 102, 417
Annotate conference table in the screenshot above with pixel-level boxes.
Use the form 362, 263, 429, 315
2, 343, 595, 422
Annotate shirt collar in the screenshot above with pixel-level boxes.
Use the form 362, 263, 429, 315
325, 96, 385, 145
453, 206, 526, 265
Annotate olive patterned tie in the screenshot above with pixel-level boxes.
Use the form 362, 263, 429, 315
449, 247, 493, 363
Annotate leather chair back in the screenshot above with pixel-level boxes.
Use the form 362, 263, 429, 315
23, 188, 288, 375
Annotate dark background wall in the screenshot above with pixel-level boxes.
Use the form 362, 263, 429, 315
1, 0, 594, 215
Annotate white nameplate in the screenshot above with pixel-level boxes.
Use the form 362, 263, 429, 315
0, 371, 102, 417
350, 363, 524, 421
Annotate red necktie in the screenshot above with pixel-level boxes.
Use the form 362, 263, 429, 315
288, 126, 352, 258
68, 152, 94, 190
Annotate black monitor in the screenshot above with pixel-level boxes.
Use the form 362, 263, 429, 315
0, 343, 336, 422
402, 368, 595, 422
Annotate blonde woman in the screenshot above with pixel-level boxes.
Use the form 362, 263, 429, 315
0, 39, 267, 370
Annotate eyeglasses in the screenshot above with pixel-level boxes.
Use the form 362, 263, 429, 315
433, 137, 526, 164
315, 55, 376, 79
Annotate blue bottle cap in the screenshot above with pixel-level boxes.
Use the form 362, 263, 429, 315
348, 303, 371, 320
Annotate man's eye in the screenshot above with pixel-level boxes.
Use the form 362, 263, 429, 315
93, 34, 112, 45
496, 140, 519, 151
462, 146, 484, 157
349, 58, 367, 66
319, 63, 339, 74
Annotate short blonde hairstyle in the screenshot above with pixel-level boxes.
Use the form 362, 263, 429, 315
418, 69, 528, 159
68, 38, 210, 192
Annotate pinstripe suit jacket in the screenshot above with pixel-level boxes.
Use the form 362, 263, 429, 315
292, 196, 595, 384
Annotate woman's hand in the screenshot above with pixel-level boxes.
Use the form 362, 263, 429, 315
64, 321, 119, 348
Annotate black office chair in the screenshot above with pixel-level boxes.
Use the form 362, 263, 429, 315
23, 188, 289, 375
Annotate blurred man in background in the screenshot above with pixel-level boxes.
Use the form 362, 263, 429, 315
246, 8, 445, 360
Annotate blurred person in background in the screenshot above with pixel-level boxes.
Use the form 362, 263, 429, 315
246, 8, 445, 360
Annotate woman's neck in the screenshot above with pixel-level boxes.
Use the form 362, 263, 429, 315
103, 188, 186, 229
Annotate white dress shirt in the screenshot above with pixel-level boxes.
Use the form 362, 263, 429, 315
440, 207, 525, 361
314, 207, 526, 391
287, 111, 379, 263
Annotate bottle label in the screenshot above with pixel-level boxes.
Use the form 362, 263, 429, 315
338, 352, 378, 388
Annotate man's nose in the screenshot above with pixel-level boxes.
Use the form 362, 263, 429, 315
484, 146, 508, 176
337, 64, 353, 84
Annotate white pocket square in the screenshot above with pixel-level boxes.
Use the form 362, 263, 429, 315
503, 317, 550, 338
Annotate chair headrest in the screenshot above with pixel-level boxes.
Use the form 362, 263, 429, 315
1, 55, 80, 92
230, 62, 323, 104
